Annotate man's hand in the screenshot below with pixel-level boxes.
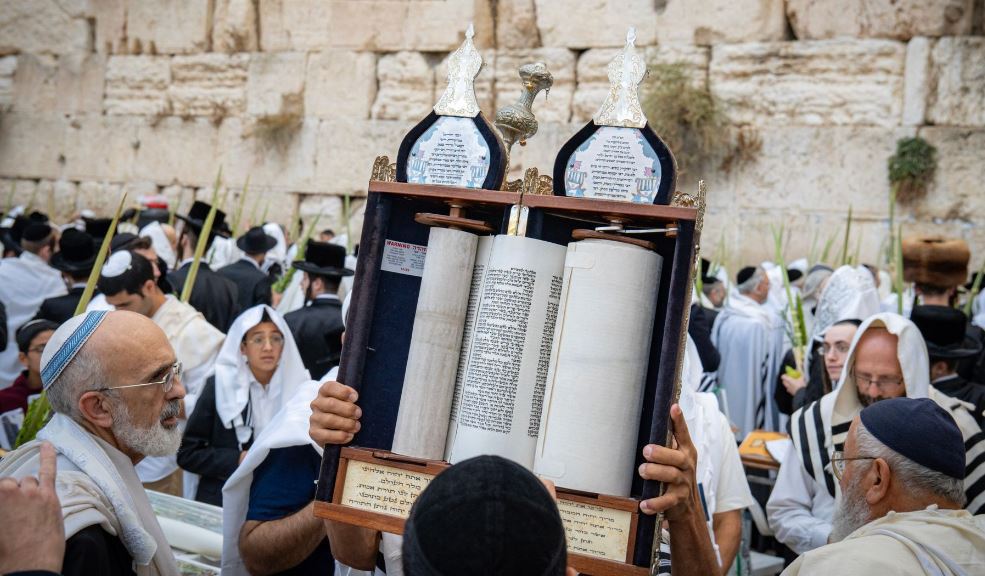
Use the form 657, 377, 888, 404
638, 403, 699, 521
309, 380, 362, 447
0, 442, 65, 574
781, 373, 806, 396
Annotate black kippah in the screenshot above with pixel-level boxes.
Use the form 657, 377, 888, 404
16, 319, 58, 353
736, 266, 757, 285
403, 456, 567, 576
22, 223, 52, 242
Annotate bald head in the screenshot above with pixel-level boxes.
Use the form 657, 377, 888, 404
852, 327, 905, 407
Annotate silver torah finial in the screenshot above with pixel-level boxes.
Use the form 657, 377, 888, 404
494, 62, 554, 154
594, 27, 647, 129
433, 23, 483, 118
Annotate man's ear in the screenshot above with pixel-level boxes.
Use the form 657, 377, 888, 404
864, 458, 891, 505
142, 278, 157, 294
78, 391, 115, 430
17, 352, 29, 368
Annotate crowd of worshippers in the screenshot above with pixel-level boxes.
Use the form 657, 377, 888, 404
0, 198, 983, 576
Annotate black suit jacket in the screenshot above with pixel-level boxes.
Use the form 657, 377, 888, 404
934, 375, 985, 428
168, 263, 240, 333
35, 286, 84, 325
285, 297, 345, 380
177, 377, 253, 506
687, 304, 720, 373
217, 259, 273, 310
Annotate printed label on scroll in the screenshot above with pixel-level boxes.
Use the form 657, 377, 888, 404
340, 460, 436, 519
381, 239, 427, 277
556, 498, 633, 562
564, 126, 660, 204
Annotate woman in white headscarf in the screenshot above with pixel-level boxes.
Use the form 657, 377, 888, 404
177, 305, 310, 506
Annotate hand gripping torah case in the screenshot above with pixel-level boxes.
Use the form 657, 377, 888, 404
314, 26, 704, 576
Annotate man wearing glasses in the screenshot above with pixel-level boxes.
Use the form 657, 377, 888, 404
768, 313, 985, 557
0, 310, 186, 576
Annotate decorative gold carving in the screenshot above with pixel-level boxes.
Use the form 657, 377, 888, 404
371, 155, 396, 182
503, 179, 524, 192
594, 28, 647, 129
495, 62, 554, 153
433, 24, 483, 118
519, 167, 553, 196
670, 190, 697, 208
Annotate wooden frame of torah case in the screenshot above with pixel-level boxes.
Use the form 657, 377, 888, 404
314, 175, 703, 576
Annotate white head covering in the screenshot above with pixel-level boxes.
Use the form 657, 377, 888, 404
262, 222, 287, 273
214, 305, 310, 438
811, 265, 880, 343
140, 221, 177, 269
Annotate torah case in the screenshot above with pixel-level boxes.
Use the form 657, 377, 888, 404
313, 163, 706, 576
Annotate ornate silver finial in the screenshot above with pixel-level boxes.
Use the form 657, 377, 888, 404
433, 23, 483, 118
593, 27, 647, 129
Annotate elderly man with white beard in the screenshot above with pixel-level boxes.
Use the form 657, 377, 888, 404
782, 397, 985, 574
0, 310, 185, 576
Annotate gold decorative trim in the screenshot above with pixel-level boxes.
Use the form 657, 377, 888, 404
521, 168, 553, 196
371, 156, 396, 182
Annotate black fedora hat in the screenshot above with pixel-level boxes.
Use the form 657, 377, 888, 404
292, 240, 353, 278
50, 228, 97, 274
83, 217, 116, 241
911, 305, 983, 360
237, 226, 277, 255
176, 201, 229, 238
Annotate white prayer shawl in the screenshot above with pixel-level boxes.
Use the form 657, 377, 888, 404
788, 313, 985, 516
276, 264, 306, 316
206, 235, 242, 269
140, 221, 177, 270
0, 251, 68, 385
712, 290, 784, 436
880, 286, 915, 318
214, 305, 309, 444
810, 265, 880, 344
0, 414, 179, 576
262, 222, 288, 274
782, 506, 985, 576
972, 290, 985, 329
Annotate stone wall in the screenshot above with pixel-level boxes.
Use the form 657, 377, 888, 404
0, 0, 983, 270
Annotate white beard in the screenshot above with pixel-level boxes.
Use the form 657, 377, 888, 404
112, 399, 183, 457
830, 470, 872, 542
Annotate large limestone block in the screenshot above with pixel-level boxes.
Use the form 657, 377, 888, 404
213, 0, 259, 53
62, 115, 141, 181
572, 45, 710, 124
222, 119, 319, 191
11, 54, 59, 113
105, 56, 171, 116
503, 121, 579, 180
916, 127, 985, 220
89, 0, 127, 54
0, 0, 90, 56
126, 0, 212, 54
533, 0, 658, 49
371, 52, 434, 122
36, 180, 80, 220
247, 53, 306, 121
926, 38, 985, 127
315, 119, 413, 195
305, 51, 377, 120
786, 0, 974, 41
710, 40, 905, 127
297, 194, 343, 232
494, 48, 575, 123
0, 56, 15, 108
132, 117, 230, 186
170, 54, 249, 117
496, 0, 540, 49
259, 0, 493, 52
655, 0, 787, 45
77, 181, 124, 216
14, 54, 105, 115
0, 114, 68, 179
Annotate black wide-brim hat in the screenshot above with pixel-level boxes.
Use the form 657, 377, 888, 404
237, 226, 278, 254
50, 228, 97, 273
292, 240, 354, 278
911, 305, 983, 360
176, 200, 229, 238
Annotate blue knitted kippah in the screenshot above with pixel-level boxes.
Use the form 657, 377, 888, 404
859, 397, 965, 480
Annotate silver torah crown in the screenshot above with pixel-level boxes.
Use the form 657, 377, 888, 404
433, 23, 483, 118
594, 27, 648, 129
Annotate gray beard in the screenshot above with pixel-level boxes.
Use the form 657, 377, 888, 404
111, 399, 183, 457
830, 471, 872, 542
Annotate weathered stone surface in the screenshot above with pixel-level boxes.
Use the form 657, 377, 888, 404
656, 0, 788, 45
14, 54, 102, 114
259, 0, 493, 52
62, 115, 140, 182
315, 119, 413, 195
213, 0, 259, 53
105, 56, 171, 116
89, 0, 127, 54
902, 37, 930, 126
572, 45, 710, 124
710, 40, 905, 127
36, 180, 80, 219
247, 53, 306, 121
126, 0, 212, 54
305, 51, 377, 120
2, 179, 39, 211
926, 37, 985, 127
494, 48, 575, 124
77, 181, 124, 216
533, 0, 658, 49
0, 114, 68, 179
0, 56, 15, 108
223, 119, 319, 191
0, 0, 90, 56
371, 52, 435, 121
132, 117, 229, 186
496, 0, 540, 49
12, 55, 58, 113
786, 0, 974, 40
915, 127, 985, 221
170, 54, 249, 117
502, 121, 579, 180
297, 194, 343, 232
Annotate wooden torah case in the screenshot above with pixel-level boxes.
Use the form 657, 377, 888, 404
314, 177, 702, 576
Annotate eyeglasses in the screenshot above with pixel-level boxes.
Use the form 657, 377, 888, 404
821, 342, 851, 356
95, 361, 182, 394
28, 345, 47, 355
245, 334, 285, 347
830, 450, 876, 480
853, 370, 904, 392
